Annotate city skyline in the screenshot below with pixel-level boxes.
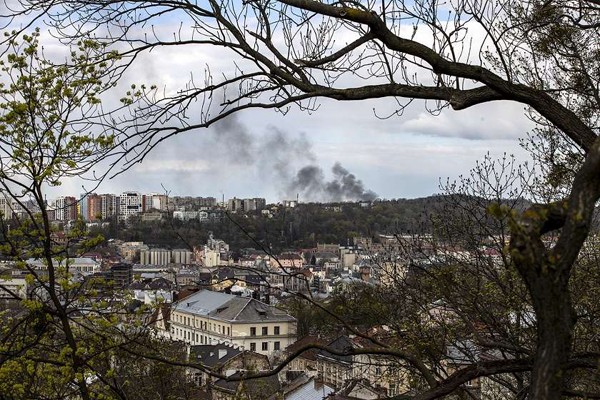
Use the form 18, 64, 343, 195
33, 27, 534, 204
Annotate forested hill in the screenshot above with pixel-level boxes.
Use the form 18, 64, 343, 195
114, 195, 531, 252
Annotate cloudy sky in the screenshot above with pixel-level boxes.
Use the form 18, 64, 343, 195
83, 96, 533, 203
16, 6, 535, 203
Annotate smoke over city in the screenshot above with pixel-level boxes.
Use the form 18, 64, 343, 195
212, 116, 378, 202
290, 163, 377, 202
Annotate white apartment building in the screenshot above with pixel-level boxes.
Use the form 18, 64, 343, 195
119, 191, 143, 221
168, 290, 297, 356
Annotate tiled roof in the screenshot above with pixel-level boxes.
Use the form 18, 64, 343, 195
189, 343, 241, 368
173, 290, 295, 323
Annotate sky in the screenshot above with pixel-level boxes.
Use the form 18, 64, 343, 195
7, 3, 536, 204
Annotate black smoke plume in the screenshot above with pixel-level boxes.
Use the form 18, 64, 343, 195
213, 116, 378, 202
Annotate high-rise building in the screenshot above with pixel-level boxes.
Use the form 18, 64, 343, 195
227, 197, 243, 212
228, 197, 266, 212
100, 194, 118, 220
79, 193, 89, 221
87, 193, 103, 221
243, 198, 266, 211
54, 196, 78, 221
119, 191, 142, 221
144, 193, 169, 212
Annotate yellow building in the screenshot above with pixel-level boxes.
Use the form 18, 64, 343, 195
169, 290, 297, 356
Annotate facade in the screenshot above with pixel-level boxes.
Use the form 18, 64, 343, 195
188, 343, 270, 387
144, 193, 169, 212
119, 191, 142, 221
54, 196, 78, 221
139, 248, 193, 265
26, 257, 100, 275
168, 290, 297, 356
0, 274, 27, 299
314, 335, 408, 395
100, 193, 118, 220
110, 263, 133, 287
0, 195, 16, 219
227, 197, 266, 212
87, 193, 103, 221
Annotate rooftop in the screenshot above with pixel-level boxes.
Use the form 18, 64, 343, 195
173, 290, 296, 323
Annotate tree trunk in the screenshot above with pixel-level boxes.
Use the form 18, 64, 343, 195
525, 271, 575, 399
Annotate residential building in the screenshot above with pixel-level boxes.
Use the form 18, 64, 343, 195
100, 193, 118, 220
144, 193, 169, 212
54, 196, 78, 221
78, 193, 89, 221
87, 193, 103, 221
118, 191, 142, 221
188, 343, 270, 387
0, 195, 17, 219
227, 197, 266, 212
168, 290, 297, 356
307, 335, 409, 395
243, 198, 266, 211
0, 273, 28, 299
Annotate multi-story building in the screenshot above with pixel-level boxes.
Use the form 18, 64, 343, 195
100, 193, 118, 220
87, 193, 103, 221
0, 195, 16, 219
227, 197, 244, 212
168, 290, 297, 356
26, 257, 101, 275
118, 191, 142, 221
227, 197, 266, 212
54, 196, 78, 221
243, 198, 266, 211
78, 193, 89, 221
144, 193, 169, 212
110, 263, 133, 287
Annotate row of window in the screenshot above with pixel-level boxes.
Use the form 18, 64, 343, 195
174, 313, 230, 336
249, 341, 281, 351
249, 326, 281, 336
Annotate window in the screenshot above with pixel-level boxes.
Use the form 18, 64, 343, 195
250, 343, 256, 351
250, 327, 256, 336
274, 326, 280, 335
274, 341, 280, 351
389, 384, 397, 396
262, 327, 268, 336
227, 327, 230, 336
262, 342, 268, 351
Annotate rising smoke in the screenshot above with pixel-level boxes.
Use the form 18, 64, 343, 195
212, 116, 378, 202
